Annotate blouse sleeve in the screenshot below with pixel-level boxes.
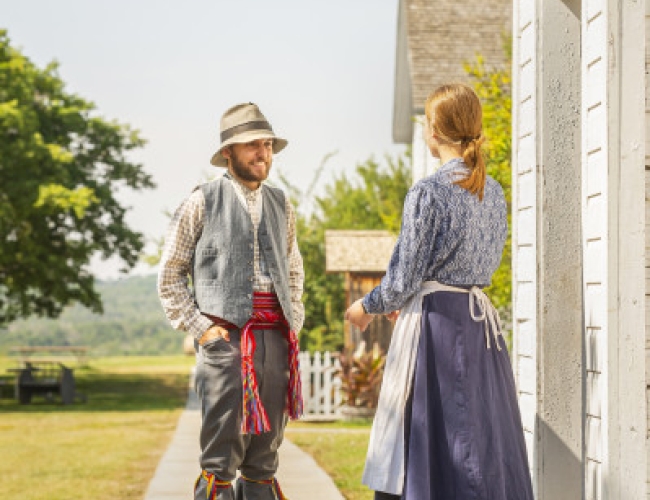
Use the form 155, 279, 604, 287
363, 183, 440, 314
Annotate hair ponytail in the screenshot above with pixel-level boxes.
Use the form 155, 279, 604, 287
458, 134, 486, 200
425, 83, 487, 200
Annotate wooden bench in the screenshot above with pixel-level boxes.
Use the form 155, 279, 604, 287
9, 361, 82, 404
8, 346, 90, 365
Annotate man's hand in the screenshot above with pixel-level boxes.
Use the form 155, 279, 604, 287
344, 298, 374, 332
198, 324, 231, 346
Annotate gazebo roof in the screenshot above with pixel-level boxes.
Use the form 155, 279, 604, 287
325, 230, 397, 273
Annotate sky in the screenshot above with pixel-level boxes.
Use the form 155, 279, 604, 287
1, 0, 405, 278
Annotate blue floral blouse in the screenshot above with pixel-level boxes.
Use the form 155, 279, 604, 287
363, 158, 508, 314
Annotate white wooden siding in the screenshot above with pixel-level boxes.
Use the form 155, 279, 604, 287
510, 0, 646, 497
646, 167, 650, 499
511, 0, 537, 479
582, 3, 607, 498
584, 1, 647, 498
614, 0, 647, 490
645, 0, 650, 494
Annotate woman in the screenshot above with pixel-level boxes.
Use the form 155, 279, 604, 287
345, 83, 534, 500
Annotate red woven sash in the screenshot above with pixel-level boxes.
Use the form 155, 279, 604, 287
207, 292, 303, 434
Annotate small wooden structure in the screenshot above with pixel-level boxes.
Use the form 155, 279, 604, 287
325, 230, 397, 352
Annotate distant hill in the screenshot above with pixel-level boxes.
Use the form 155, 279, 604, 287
1, 274, 187, 356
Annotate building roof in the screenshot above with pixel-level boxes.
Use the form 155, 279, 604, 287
325, 230, 397, 272
393, 0, 512, 143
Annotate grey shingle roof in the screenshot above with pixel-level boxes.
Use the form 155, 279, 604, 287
325, 230, 397, 272
393, 0, 512, 142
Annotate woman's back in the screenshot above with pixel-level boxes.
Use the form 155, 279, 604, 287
419, 158, 507, 287
365, 158, 507, 314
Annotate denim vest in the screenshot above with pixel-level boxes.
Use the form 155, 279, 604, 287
192, 177, 294, 330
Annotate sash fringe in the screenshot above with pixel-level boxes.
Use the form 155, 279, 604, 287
209, 291, 303, 435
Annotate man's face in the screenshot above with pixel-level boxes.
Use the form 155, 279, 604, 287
224, 139, 273, 186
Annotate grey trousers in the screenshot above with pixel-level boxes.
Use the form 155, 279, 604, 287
194, 327, 289, 500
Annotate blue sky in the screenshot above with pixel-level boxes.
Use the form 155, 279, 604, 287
1, 0, 405, 276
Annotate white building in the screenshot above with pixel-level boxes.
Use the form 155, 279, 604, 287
510, 1, 647, 499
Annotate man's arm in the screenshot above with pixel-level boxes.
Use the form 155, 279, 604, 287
157, 190, 214, 340
285, 199, 305, 333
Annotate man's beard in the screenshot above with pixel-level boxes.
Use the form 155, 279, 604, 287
230, 153, 271, 183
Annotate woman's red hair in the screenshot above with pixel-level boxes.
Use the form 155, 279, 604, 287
425, 83, 486, 200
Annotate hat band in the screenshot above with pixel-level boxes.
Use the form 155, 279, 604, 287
221, 120, 273, 142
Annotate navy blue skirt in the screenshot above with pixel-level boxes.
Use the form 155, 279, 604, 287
376, 291, 534, 500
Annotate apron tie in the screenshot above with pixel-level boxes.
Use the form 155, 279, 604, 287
468, 286, 503, 350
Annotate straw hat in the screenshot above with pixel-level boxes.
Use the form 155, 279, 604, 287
210, 102, 288, 167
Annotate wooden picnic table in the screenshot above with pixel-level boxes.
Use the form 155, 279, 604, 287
8, 346, 90, 365
6, 361, 82, 404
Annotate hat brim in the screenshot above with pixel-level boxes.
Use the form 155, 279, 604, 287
210, 130, 288, 167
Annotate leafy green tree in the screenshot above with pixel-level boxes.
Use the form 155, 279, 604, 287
281, 152, 412, 353
316, 153, 411, 234
0, 30, 154, 325
464, 47, 512, 330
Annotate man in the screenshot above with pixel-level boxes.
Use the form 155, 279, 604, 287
158, 102, 305, 500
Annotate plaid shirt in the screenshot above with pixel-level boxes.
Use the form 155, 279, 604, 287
158, 175, 305, 339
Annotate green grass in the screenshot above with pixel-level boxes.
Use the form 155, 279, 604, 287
0, 355, 376, 500
0, 356, 194, 500
286, 422, 373, 500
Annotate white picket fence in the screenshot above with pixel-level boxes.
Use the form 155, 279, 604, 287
298, 351, 343, 419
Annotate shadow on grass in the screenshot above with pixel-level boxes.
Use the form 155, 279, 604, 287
0, 371, 191, 413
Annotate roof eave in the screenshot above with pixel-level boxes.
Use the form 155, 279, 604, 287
392, 0, 414, 144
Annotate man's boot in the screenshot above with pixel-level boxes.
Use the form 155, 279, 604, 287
195, 471, 234, 500
234, 476, 286, 500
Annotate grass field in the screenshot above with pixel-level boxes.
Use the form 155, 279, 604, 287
0, 356, 374, 500
0, 356, 194, 500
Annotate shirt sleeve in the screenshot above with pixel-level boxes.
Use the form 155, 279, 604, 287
285, 197, 305, 333
157, 189, 213, 339
363, 183, 440, 314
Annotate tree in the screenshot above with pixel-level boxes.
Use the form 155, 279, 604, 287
0, 30, 154, 325
316, 153, 411, 234
464, 44, 513, 330
281, 151, 412, 353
